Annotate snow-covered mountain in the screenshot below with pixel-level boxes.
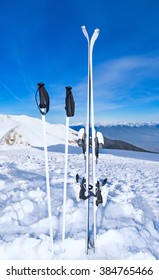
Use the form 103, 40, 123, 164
95, 121, 159, 127
72, 121, 159, 127
71, 123, 159, 153
0, 114, 77, 147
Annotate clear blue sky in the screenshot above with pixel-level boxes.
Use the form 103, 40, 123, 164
0, 0, 159, 124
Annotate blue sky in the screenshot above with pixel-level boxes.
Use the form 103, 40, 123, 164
0, 0, 159, 124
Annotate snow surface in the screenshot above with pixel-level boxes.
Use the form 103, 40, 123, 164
0, 144, 159, 260
0, 114, 159, 260
71, 123, 159, 152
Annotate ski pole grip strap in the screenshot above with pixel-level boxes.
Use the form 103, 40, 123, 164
35, 82, 50, 115
65, 86, 75, 117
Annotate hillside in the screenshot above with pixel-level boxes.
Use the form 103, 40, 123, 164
0, 115, 155, 153
103, 137, 150, 152
96, 124, 159, 153
0, 114, 77, 147
71, 124, 159, 153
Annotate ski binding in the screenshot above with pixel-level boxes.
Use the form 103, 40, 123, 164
76, 174, 107, 206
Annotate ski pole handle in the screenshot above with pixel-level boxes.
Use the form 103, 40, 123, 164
38, 82, 46, 109
65, 86, 75, 117
35, 82, 50, 115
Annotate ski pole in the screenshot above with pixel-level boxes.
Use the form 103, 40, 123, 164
62, 86, 75, 241
35, 82, 53, 253
62, 115, 69, 241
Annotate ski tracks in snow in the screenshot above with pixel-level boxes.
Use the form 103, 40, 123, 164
0, 147, 159, 259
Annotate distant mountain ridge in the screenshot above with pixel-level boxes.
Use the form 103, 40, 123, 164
96, 122, 159, 128
71, 123, 159, 153
72, 121, 159, 127
103, 137, 150, 153
0, 115, 158, 153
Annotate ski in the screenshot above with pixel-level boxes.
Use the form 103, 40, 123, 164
62, 86, 75, 241
35, 82, 53, 253
82, 25, 99, 254
77, 26, 107, 254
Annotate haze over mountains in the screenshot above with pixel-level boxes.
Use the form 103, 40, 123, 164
0, 114, 158, 153
71, 122, 159, 153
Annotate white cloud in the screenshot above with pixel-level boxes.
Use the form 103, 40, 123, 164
93, 55, 159, 104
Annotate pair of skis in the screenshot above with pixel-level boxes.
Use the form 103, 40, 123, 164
76, 26, 107, 254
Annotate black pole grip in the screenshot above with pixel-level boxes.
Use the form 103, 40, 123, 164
35, 82, 50, 115
38, 82, 46, 109
65, 86, 75, 117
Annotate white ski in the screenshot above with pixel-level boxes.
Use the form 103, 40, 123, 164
81, 26, 100, 254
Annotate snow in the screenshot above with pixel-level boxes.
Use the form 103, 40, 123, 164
0, 114, 159, 260
71, 122, 159, 153
0, 114, 77, 147
72, 121, 159, 127
0, 145, 159, 260
95, 121, 159, 127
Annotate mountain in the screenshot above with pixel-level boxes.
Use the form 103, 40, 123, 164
71, 123, 159, 153
0, 114, 77, 147
0, 115, 156, 153
95, 121, 159, 127
103, 137, 149, 152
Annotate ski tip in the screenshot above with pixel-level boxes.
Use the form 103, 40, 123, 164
81, 25, 86, 30
94, 28, 100, 34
